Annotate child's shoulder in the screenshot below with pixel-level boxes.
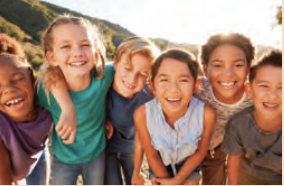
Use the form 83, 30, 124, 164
228, 106, 255, 129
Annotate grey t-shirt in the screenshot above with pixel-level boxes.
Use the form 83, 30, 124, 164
222, 106, 282, 181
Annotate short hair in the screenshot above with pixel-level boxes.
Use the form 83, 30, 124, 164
151, 49, 199, 85
249, 50, 282, 83
115, 36, 160, 68
200, 33, 255, 67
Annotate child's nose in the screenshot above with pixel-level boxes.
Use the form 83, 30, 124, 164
2, 84, 17, 94
73, 46, 83, 57
223, 67, 234, 76
129, 73, 138, 84
268, 88, 281, 101
170, 81, 180, 92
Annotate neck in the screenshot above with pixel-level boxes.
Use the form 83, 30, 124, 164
254, 111, 282, 132
13, 106, 37, 123
213, 86, 245, 104
65, 73, 91, 92
163, 109, 187, 129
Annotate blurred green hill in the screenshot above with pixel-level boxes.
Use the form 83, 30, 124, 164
0, 0, 278, 70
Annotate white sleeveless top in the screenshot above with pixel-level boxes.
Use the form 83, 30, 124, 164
146, 96, 205, 168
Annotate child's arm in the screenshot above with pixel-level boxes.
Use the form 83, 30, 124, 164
134, 105, 170, 179
227, 155, 241, 185
39, 64, 76, 144
105, 120, 114, 139
153, 104, 216, 185
131, 133, 145, 185
0, 139, 13, 185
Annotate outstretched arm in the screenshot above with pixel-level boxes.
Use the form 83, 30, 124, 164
131, 133, 145, 185
227, 155, 241, 185
0, 139, 13, 185
153, 104, 216, 185
134, 105, 169, 182
39, 63, 76, 144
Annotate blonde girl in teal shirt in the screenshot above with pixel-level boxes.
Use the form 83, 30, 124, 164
37, 14, 114, 185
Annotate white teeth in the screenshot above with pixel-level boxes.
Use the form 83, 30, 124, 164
6, 98, 24, 105
221, 82, 235, 86
263, 103, 278, 108
167, 98, 181, 101
70, 62, 85, 66
124, 82, 135, 89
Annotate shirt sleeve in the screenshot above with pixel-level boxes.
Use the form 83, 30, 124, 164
36, 81, 50, 109
103, 63, 114, 88
221, 117, 244, 156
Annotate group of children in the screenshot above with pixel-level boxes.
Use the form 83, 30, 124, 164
0, 14, 282, 185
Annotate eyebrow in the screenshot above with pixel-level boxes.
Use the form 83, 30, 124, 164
211, 58, 246, 63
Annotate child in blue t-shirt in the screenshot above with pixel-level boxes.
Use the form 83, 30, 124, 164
222, 50, 282, 185
104, 36, 160, 185
37, 14, 114, 185
0, 34, 52, 185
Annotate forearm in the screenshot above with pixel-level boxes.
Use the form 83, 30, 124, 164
133, 135, 144, 175
146, 152, 169, 178
0, 141, 13, 185
174, 149, 207, 184
227, 155, 240, 185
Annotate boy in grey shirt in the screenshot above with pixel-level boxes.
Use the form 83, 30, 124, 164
222, 50, 282, 185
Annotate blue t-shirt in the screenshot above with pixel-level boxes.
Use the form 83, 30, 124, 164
37, 64, 114, 164
106, 86, 153, 153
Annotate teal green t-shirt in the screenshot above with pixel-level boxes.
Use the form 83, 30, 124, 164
37, 64, 114, 164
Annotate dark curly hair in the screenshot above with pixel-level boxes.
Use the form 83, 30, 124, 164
0, 33, 25, 57
200, 33, 255, 67
249, 50, 282, 83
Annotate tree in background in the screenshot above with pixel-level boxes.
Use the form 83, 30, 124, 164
276, 6, 282, 25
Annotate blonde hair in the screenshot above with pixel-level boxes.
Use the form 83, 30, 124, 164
42, 14, 106, 79
115, 36, 160, 78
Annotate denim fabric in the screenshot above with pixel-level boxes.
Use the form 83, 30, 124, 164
149, 160, 201, 180
16, 150, 49, 185
51, 150, 105, 185
104, 150, 134, 185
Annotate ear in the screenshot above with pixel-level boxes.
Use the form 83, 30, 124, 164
46, 51, 57, 66
194, 79, 201, 93
246, 67, 250, 76
202, 64, 208, 77
244, 82, 252, 98
113, 56, 117, 71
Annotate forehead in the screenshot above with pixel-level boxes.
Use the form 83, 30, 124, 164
0, 58, 29, 75
158, 58, 191, 74
52, 23, 93, 43
209, 44, 246, 60
254, 65, 282, 82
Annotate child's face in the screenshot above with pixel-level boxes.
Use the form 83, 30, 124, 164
113, 53, 151, 98
204, 44, 248, 103
0, 58, 35, 122
153, 58, 195, 116
46, 23, 95, 78
250, 65, 282, 119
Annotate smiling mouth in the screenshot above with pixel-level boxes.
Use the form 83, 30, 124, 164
69, 62, 87, 66
263, 102, 278, 109
218, 81, 237, 88
5, 98, 24, 107
123, 81, 135, 90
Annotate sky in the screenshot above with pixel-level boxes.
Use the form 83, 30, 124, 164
41, 0, 282, 48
